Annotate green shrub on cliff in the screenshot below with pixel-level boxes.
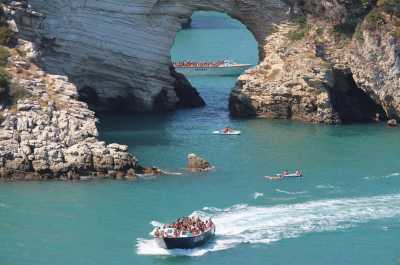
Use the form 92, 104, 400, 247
355, 23, 365, 42
0, 26, 15, 46
333, 21, 358, 39
0, 67, 9, 88
8, 82, 30, 106
378, 0, 400, 17
288, 15, 310, 42
364, 9, 386, 30
0, 46, 9, 66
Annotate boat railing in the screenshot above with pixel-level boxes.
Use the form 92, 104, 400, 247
155, 224, 215, 239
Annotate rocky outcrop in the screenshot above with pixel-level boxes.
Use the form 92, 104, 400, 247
4, 0, 399, 123
231, 2, 400, 123
388, 119, 397, 127
230, 24, 340, 124
187, 153, 213, 172
0, 41, 140, 181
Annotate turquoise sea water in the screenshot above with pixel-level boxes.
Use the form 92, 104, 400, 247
1, 12, 400, 265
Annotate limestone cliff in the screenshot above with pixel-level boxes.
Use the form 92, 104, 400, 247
1, 0, 399, 179
0, 41, 139, 180
231, 0, 400, 123
6, 0, 400, 122
10, 0, 288, 112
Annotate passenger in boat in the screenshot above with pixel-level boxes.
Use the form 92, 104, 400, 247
156, 217, 213, 238
223, 127, 234, 133
154, 228, 161, 238
295, 170, 302, 177
283, 170, 289, 177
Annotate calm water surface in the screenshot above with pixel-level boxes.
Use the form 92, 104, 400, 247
1, 12, 400, 265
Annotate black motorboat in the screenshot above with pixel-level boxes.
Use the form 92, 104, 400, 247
152, 216, 216, 249
155, 225, 215, 249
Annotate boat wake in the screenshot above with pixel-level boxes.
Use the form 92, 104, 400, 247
364, 172, 400, 180
253, 192, 264, 199
315, 184, 337, 190
275, 189, 308, 195
136, 194, 400, 256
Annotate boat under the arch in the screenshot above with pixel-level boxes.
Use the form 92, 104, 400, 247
174, 60, 252, 76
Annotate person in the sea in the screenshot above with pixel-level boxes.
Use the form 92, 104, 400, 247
154, 228, 161, 238
223, 127, 234, 133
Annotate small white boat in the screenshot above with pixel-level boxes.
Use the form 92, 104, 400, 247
284, 173, 303, 178
265, 175, 283, 181
213, 130, 241, 135
174, 60, 252, 76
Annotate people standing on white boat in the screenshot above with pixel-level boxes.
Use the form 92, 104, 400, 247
174, 60, 226, 68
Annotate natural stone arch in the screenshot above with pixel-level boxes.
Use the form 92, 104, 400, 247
151, 0, 290, 59
14, 0, 292, 112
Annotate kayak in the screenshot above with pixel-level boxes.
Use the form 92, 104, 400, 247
213, 130, 241, 135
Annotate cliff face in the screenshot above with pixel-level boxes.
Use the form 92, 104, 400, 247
12, 0, 289, 112
0, 41, 139, 180
231, 0, 400, 123
8, 0, 400, 121
1, 0, 399, 179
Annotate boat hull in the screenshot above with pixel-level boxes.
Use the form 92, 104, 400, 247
175, 65, 251, 76
155, 226, 215, 249
284, 174, 303, 178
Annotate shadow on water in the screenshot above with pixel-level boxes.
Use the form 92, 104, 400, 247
97, 113, 174, 147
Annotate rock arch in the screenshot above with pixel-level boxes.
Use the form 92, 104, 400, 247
14, 0, 291, 112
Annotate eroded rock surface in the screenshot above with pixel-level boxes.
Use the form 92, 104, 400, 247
0, 41, 139, 180
10, 0, 289, 112
231, 3, 400, 123
230, 24, 340, 124
187, 153, 213, 172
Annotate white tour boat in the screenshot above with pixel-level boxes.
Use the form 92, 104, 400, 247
173, 60, 252, 76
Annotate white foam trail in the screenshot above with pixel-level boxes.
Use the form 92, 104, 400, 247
316, 185, 337, 189
275, 189, 308, 195
253, 192, 264, 199
137, 194, 400, 256
151, 221, 163, 227
365, 172, 400, 180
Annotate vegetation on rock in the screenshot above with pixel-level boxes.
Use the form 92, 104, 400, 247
378, 0, 400, 16
288, 15, 310, 42
0, 6, 15, 46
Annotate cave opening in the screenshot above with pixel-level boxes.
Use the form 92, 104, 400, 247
170, 11, 259, 110
329, 68, 387, 124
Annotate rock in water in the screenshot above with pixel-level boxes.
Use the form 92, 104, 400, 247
388, 119, 397, 127
187, 153, 213, 172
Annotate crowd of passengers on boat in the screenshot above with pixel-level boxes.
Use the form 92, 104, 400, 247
173, 60, 226, 68
154, 216, 214, 238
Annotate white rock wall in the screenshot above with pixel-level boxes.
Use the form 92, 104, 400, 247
16, 0, 290, 111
